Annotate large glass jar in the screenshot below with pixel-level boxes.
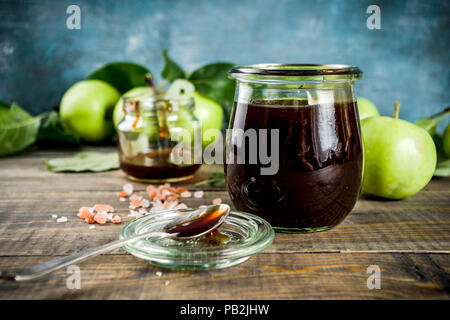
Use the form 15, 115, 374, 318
225, 64, 363, 233
117, 95, 202, 182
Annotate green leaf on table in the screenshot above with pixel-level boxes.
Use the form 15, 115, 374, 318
188, 62, 235, 113
45, 151, 119, 172
434, 159, 450, 177
88, 62, 151, 94
194, 172, 225, 187
161, 49, 185, 82
0, 102, 41, 156
37, 111, 80, 145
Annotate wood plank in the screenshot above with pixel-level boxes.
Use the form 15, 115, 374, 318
0, 253, 448, 299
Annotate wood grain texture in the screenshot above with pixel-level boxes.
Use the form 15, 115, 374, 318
0, 253, 448, 300
0, 147, 449, 299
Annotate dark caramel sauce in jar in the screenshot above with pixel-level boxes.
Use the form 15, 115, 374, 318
225, 99, 363, 232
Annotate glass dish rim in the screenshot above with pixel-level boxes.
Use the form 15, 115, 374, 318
119, 210, 275, 262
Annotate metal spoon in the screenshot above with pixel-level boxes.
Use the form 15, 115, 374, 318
0, 204, 230, 281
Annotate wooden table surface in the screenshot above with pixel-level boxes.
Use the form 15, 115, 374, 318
0, 147, 449, 300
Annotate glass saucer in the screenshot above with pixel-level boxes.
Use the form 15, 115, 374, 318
119, 210, 274, 270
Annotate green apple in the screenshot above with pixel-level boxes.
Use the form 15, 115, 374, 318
192, 91, 223, 148
361, 102, 437, 199
60, 80, 120, 142
443, 123, 450, 158
113, 86, 155, 128
357, 97, 380, 121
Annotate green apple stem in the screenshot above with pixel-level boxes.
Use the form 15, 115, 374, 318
392, 101, 401, 119
145, 73, 156, 89
145, 73, 162, 96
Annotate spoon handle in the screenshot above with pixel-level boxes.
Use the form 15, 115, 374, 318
0, 231, 168, 281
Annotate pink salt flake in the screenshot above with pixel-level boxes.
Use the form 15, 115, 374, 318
94, 212, 107, 225
148, 190, 158, 200
94, 204, 114, 213
212, 198, 222, 205
130, 194, 142, 201
175, 187, 188, 194
78, 206, 92, 219
112, 215, 121, 224
130, 198, 142, 208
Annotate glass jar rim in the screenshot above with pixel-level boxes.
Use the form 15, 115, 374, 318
123, 95, 194, 112
229, 64, 362, 83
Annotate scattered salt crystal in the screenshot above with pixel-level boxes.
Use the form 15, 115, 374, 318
212, 198, 222, 205
94, 212, 108, 224
141, 199, 150, 208
156, 271, 162, 276
123, 183, 134, 196
180, 191, 192, 198
51, 214, 58, 219
193, 191, 204, 198
161, 189, 171, 197
165, 281, 169, 286
107, 213, 113, 221
119, 197, 126, 202
130, 194, 142, 201
112, 215, 121, 224
93, 204, 113, 213
56, 216, 67, 223
89, 225, 96, 229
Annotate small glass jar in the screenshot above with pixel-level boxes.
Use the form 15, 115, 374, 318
117, 95, 202, 182
226, 64, 363, 233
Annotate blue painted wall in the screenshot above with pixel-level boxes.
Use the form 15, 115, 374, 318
0, 0, 449, 127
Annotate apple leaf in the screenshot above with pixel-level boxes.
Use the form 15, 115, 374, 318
45, 151, 119, 172
88, 62, 151, 94
188, 62, 235, 114
37, 111, 80, 146
0, 101, 9, 118
161, 49, 185, 82
434, 159, 450, 177
0, 102, 41, 156
0, 100, 9, 109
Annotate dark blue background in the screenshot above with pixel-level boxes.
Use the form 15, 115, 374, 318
0, 0, 449, 127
